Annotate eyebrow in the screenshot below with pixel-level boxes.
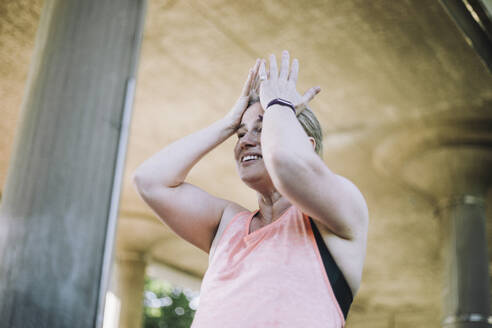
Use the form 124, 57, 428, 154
237, 115, 263, 130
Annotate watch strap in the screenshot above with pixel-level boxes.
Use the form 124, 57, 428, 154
266, 98, 296, 114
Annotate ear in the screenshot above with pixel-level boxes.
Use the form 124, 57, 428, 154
308, 137, 316, 151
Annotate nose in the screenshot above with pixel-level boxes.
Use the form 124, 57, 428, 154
238, 130, 259, 151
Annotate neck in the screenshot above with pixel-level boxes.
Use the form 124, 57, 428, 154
256, 189, 291, 224
244, 174, 291, 224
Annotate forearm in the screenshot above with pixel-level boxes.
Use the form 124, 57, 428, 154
134, 117, 235, 189
261, 105, 316, 175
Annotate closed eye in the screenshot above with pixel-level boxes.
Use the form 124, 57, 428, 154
237, 124, 261, 139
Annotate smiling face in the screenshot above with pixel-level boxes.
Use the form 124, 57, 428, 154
234, 102, 272, 188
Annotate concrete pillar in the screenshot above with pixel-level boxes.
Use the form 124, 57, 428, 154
0, 1, 146, 327
115, 252, 148, 328
439, 195, 491, 327
373, 126, 492, 327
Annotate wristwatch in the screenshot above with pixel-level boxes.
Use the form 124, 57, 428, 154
266, 98, 296, 114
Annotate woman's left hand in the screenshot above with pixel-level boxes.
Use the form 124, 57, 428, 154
258, 50, 321, 115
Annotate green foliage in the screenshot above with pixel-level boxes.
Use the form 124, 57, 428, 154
142, 277, 198, 328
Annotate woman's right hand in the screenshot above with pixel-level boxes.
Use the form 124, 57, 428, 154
224, 59, 261, 131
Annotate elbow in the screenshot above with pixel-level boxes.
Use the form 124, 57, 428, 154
132, 168, 179, 198
132, 168, 151, 195
133, 170, 161, 203
132, 170, 141, 189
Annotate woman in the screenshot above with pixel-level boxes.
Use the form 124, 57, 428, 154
133, 51, 368, 327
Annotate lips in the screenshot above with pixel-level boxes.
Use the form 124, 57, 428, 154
240, 152, 263, 163
241, 158, 262, 167
242, 155, 262, 162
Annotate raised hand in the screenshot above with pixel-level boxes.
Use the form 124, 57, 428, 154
225, 58, 261, 130
258, 50, 320, 116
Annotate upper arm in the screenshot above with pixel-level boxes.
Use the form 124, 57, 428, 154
133, 178, 244, 253
269, 152, 369, 240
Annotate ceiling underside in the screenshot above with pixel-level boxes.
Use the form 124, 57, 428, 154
1, 0, 492, 326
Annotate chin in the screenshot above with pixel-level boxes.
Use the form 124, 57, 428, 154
239, 172, 262, 185
237, 167, 271, 189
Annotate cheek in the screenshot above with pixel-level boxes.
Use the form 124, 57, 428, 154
233, 143, 240, 160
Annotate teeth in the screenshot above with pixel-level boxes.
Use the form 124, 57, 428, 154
242, 155, 262, 162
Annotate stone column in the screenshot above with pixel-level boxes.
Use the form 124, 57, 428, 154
439, 195, 491, 327
0, 1, 146, 327
115, 252, 148, 328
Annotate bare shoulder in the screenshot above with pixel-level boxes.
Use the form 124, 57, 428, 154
208, 202, 249, 262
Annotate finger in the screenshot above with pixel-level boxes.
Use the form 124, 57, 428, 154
289, 58, 299, 84
269, 53, 278, 80
252, 73, 262, 94
249, 59, 260, 92
259, 59, 268, 82
244, 59, 263, 96
251, 58, 260, 82
301, 86, 321, 104
264, 59, 270, 78
279, 50, 290, 80
251, 74, 259, 93
240, 68, 255, 97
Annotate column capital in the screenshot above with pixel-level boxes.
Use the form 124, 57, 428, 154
442, 313, 492, 326
437, 194, 486, 210
374, 119, 492, 200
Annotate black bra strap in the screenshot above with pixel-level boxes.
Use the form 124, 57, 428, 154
309, 217, 353, 319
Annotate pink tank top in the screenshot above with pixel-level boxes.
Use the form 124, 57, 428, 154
191, 205, 345, 328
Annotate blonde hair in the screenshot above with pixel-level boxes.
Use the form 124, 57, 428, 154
248, 95, 323, 158
296, 106, 323, 157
